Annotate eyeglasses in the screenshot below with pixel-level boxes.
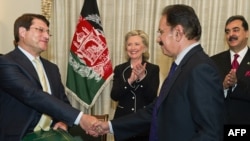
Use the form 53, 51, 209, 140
157, 28, 174, 37
157, 29, 165, 35
30, 27, 52, 37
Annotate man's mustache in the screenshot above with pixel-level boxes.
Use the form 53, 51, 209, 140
229, 36, 238, 41
158, 41, 163, 46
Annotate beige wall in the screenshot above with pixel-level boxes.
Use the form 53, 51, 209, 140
0, 0, 40, 54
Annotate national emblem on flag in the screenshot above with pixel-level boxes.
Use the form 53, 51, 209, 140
66, 0, 113, 109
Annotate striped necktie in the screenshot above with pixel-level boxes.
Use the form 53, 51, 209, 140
33, 58, 52, 131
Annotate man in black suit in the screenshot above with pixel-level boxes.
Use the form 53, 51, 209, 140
0, 13, 98, 141
95, 4, 224, 141
211, 15, 250, 124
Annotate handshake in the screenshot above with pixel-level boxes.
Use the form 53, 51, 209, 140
79, 114, 111, 137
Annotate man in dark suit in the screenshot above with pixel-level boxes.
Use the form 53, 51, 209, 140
0, 13, 98, 141
211, 15, 250, 124
95, 4, 224, 141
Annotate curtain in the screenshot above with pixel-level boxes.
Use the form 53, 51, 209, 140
43, 0, 250, 140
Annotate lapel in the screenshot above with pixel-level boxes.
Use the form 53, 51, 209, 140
211, 50, 231, 78
40, 58, 49, 80
158, 45, 203, 107
10, 48, 55, 94
122, 61, 132, 81
11, 48, 40, 83
40, 57, 56, 94
237, 47, 250, 78
223, 51, 232, 74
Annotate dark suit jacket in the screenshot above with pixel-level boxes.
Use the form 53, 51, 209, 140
211, 48, 250, 124
111, 45, 225, 141
111, 61, 159, 139
0, 48, 80, 141
111, 61, 159, 118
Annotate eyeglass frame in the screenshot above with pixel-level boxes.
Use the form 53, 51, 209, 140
29, 26, 52, 37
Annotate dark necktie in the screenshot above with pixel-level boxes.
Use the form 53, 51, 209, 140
232, 54, 239, 70
149, 62, 177, 141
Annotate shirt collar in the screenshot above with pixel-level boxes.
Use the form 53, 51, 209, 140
18, 46, 40, 62
230, 46, 248, 63
175, 42, 200, 65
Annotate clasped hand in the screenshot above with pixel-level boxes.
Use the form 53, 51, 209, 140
128, 63, 147, 84
223, 69, 237, 89
79, 114, 110, 137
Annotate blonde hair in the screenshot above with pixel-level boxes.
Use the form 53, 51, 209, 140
124, 30, 150, 61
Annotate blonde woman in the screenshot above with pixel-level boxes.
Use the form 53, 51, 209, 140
111, 30, 160, 141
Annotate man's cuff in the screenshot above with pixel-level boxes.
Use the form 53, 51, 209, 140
108, 121, 114, 134
74, 112, 83, 125
224, 88, 228, 98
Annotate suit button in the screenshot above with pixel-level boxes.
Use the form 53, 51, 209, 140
124, 86, 127, 89
132, 96, 135, 99
140, 85, 143, 87
131, 108, 134, 111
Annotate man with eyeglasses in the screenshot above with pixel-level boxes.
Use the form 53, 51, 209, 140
0, 13, 99, 141
94, 4, 224, 141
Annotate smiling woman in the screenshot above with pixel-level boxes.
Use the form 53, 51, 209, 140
110, 29, 160, 141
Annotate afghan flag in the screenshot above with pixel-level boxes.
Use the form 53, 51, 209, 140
66, 0, 113, 109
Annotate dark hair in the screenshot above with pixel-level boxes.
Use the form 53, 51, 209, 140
225, 15, 248, 31
161, 4, 201, 41
13, 13, 49, 46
